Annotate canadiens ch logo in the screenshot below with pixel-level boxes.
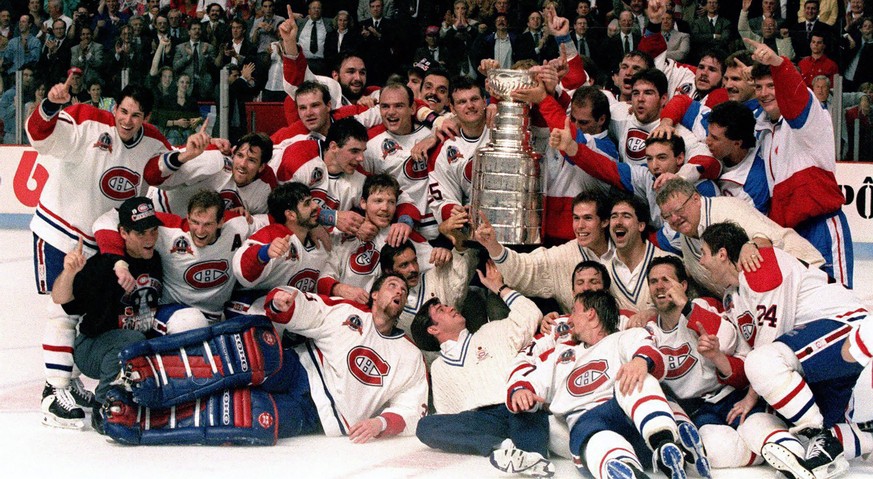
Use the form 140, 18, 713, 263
288, 268, 319, 293
347, 346, 390, 386
381, 138, 402, 159
220, 189, 243, 211
446, 145, 463, 164
311, 189, 337, 210
736, 311, 758, 346
660, 343, 698, 379
258, 412, 274, 429
184, 260, 230, 289
403, 156, 428, 180
310, 167, 324, 186
625, 128, 648, 162
99, 167, 140, 201
93, 132, 113, 152
567, 359, 609, 396
170, 236, 193, 254
342, 314, 364, 334
350, 243, 379, 275
261, 330, 277, 346
463, 160, 473, 183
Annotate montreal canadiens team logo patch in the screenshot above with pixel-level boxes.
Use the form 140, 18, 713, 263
403, 156, 428, 181
220, 190, 244, 211
624, 128, 648, 162
567, 359, 610, 396
660, 343, 698, 379
100, 167, 140, 201
350, 242, 379, 275
288, 268, 319, 293
184, 260, 230, 289
347, 346, 390, 386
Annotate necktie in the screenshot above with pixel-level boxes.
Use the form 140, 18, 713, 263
192, 43, 200, 72
624, 34, 630, 54
374, 20, 380, 29
309, 20, 318, 53
534, 32, 540, 45
711, 18, 716, 30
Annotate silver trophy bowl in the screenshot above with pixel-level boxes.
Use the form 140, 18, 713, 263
471, 69, 542, 245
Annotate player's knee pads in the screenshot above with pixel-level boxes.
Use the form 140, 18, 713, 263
102, 386, 279, 446
738, 412, 802, 458
699, 424, 754, 468
584, 430, 642, 479
164, 308, 211, 335
615, 375, 676, 443
119, 315, 283, 408
744, 343, 801, 398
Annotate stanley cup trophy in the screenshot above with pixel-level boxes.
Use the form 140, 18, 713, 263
470, 69, 543, 245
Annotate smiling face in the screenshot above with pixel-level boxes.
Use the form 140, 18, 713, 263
113, 97, 147, 142
360, 188, 397, 229
231, 143, 265, 187
328, 138, 366, 175
659, 192, 701, 237
426, 301, 466, 339
724, 66, 754, 102
609, 201, 645, 252
450, 86, 486, 130
333, 56, 367, 100
647, 263, 685, 313
379, 87, 414, 136
188, 206, 222, 248
754, 75, 780, 120
421, 74, 449, 112
572, 201, 607, 249
291, 194, 320, 229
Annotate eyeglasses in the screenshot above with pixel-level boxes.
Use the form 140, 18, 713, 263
660, 195, 693, 221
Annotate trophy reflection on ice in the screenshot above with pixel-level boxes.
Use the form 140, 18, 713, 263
470, 68, 543, 245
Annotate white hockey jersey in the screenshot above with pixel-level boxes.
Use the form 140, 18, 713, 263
232, 222, 328, 293
265, 288, 428, 437
27, 102, 174, 255
398, 248, 478, 333
723, 247, 868, 349
428, 129, 489, 224
152, 150, 277, 215
506, 328, 665, 430
364, 126, 435, 237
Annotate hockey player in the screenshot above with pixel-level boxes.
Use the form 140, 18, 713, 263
478, 191, 613, 315
30, 77, 210, 427
698, 221, 867, 479
746, 37, 853, 288
100, 273, 428, 445
411, 259, 552, 477
317, 174, 432, 303
51, 197, 163, 431
231, 182, 328, 314
363, 83, 435, 240
645, 256, 803, 471
275, 117, 368, 237
94, 190, 269, 330
152, 132, 277, 216
654, 178, 823, 296
507, 290, 690, 479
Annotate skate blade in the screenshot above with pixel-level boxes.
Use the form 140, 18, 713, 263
41, 414, 85, 430
761, 443, 815, 479
810, 456, 849, 479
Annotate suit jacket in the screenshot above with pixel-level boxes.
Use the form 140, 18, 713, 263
515, 30, 559, 63
663, 29, 690, 63
470, 32, 519, 72
413, 45, 449, 68
790, 19, 833, 58
570, 31, 599, 60
359, 17, 397, 84
690, 15, 734, 56
296, 17, 334, 57
202, 20, 231, 48
70, 42, 105, 85
215, 38, 258, 70
39, 36, 73, 84
173, 41, 216, 99
600, 31, 641, 71
325, 29, 361, 61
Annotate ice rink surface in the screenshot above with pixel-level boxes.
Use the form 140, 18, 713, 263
2, 229, 872, 478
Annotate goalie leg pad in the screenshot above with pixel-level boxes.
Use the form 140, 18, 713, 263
119, 315, 283, 407
103, 386, 280, 446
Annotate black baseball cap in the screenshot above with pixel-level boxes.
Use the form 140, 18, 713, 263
118, 197, 162, 232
